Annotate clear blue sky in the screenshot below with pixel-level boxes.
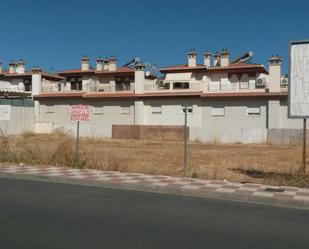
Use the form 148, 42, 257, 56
1, 0, 308, 73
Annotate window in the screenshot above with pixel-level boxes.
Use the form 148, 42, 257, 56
70, 78, 82, 90
57, 83, 62, 92
151, 106, 162, 114
246, 107, 260, 116
115, 77, 131, 91
93, 106, 104, 115
229, 74, 238, 84
173, 82, 189, 89
240, 74, 249, 89
211, 107, 225, 116
46, 105, 55, 113
121, 106, 131, 114
182, 106, 193, 114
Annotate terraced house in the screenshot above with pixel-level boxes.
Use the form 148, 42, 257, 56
0, 50, 302, 143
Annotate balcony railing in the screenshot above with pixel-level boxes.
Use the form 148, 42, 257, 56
144, 82, 202, 91
206, 81, 262, 92
39, 81, 267, 94
90, 84, 134, 92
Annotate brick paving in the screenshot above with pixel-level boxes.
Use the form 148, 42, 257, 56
0, 164, 309, 208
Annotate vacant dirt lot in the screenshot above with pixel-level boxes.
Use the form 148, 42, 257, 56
0, 132, 308, 187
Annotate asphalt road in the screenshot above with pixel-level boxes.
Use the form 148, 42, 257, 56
0, 177, 308, 249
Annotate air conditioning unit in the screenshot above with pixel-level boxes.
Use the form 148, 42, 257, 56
256, 78, 266, 87
281, 77, 288, 87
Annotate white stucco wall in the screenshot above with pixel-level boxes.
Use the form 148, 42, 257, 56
201, 99, 268, 129
143, 98, 202, 128
38, 99, 135, 138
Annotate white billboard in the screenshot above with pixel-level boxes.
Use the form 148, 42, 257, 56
288, 40, 309, 118
0, 105, 11, 120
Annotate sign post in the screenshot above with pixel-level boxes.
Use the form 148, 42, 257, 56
76, 120, 80, 160
70, 105, 90, 161
303, 119, 307, 174
288, 40, 309, 174
183, 103, 188, 177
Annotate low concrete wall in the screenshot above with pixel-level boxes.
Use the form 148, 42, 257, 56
35, 122, 112, 138
112, 125, 187, 141
267, 129, 305, 145
0, 106, 34, 135
190, 127, 267, 144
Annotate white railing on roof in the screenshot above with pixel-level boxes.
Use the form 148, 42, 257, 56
144, 82, 203, 91
206, 81, 261, 92
0, 86, 25, 92
89, 84, 134, 92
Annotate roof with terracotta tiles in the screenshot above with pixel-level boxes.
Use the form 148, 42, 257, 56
0, 70, 64, 81
33, 92, 85, 98
160, 62, 268, 74
83, 92, 135, 98
137, 91, 202, 97
201, 91, 288, 98
34, 90, 288, 99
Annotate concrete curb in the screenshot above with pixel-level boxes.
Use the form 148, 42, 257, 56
0, 164, 309, 210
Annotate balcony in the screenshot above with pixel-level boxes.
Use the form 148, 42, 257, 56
206, 81, 265, 92
144, 82, 202, 92
90, 84, 134, 93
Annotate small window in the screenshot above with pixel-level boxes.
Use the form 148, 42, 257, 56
152, 106, 162, 114
121, 106, 131, 114
182, 106, 193, 114
211, 107, 225, 116
57, 83, 62, 92
174, 82, 189, 89
247, 107, 260, 116
93, 106, 104, 115
46, 105, 55, 113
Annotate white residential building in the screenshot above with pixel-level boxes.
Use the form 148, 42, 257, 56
27, 50, 301, 143
0, 60, 63, 94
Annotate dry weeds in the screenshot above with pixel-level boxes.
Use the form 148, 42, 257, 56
0, 131, 308, 188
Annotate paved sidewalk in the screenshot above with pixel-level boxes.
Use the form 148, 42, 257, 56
0, 164, 309, 209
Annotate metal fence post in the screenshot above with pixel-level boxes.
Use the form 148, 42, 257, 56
183, 103, 188, 177
75, 120, 80, 161
302, 118, 307, 174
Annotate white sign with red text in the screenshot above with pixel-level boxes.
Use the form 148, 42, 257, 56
70, 105, 90, 121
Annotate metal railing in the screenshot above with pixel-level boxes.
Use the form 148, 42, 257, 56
206, 82, 261, 92
90, 84, 134, 92
144, 82, 203, 91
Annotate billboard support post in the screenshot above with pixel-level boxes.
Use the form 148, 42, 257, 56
183, 103, 188, 177
75, 120, 80, 161
303, 118, 307, 174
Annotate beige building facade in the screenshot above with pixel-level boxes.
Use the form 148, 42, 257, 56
0, 50, 302, 143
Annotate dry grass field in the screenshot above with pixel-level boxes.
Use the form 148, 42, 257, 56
0, 131, 308, 187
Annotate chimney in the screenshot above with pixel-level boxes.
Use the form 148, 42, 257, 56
31, 66, 42, 96
108, 56, 117, 71
134, 63, 145, 94
31, 66, 42, 74
81, 55, 90, 71
203, 50, 211, 67
16, 59, 25, 74
103, 59, 109, 70
9, 61, 17, 74
220, 49, 230, 67
96, 57, 103, 71
187, 49, 197, 67
0, 62, 2, 73
268, 54, 282, 92
213, 51, 220, 66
